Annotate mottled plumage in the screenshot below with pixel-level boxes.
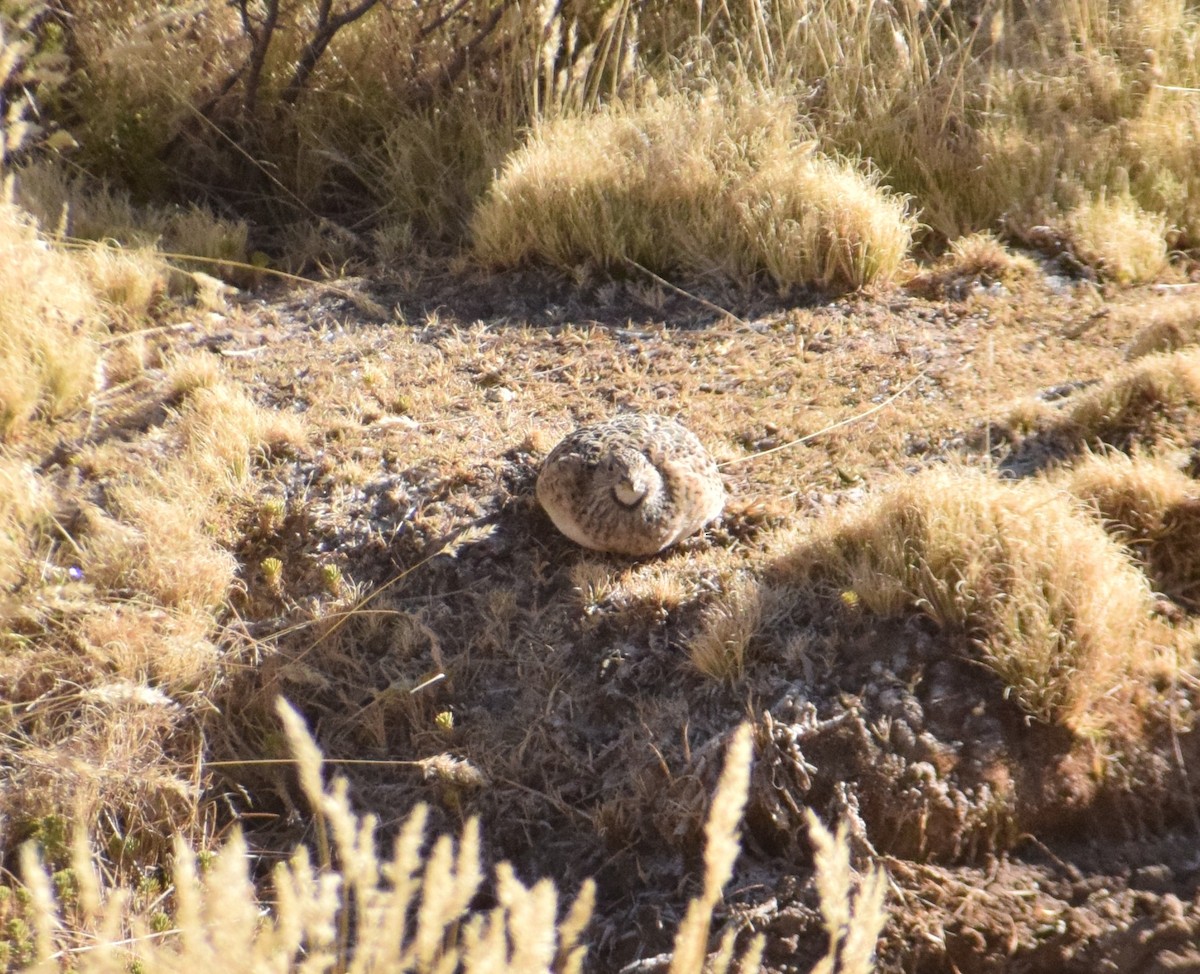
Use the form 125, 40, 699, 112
536, 414, 725, 555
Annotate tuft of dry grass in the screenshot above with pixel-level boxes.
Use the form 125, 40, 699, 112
472, 90, 915, 292
1004, 345, 1200, 460
170, 377, 306, 487
772, 466, 1167, 736
9, 700, 599, 972
1058, 346, 1200, 451
1059, 193, 1170, 284
945, 231, 1040, 286
13, 163, 251, 283
1122, 293, 1200, 360
1063, 452, 1200, 610
906, 230, 1040, 298
0, 456, 54, 590
7, 0, 1199, 271
0, 195, 100, 439
77, 243, 167, 321
669, 724, 757, 974
688, 575, 769, 685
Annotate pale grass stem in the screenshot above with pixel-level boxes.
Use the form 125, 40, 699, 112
668, 724, 760, 974
806, 812, 888, 974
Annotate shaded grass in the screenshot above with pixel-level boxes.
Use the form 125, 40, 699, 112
1064, 452, 1200, 610
8, 0, 1197, 285
687, 574, 768, 684
13, 163, 252, 283
1039, 346, 1200, 455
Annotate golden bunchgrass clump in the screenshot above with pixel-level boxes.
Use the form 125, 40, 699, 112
906, 230, 1040, 297
76, 244, 167, 322
772, 467, 1167, 736
1060, 193, 1170, 285
1057, 346, 1200, 450
0, 196, 100, 438
0, 457, 54, 591
1008, 346, 1200, 455
687, 575, 769, 684
81, 489, 239, 612
1122, 292, 1200, 360
9, 700, 595, 974
0, 191, 304, 874
943, 231, 1039, 288
80, 373, 304, 611
472, 91, 915, 292
1064, 452, 1200, 609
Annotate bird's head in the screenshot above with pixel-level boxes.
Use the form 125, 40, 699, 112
599, 448, 662, 508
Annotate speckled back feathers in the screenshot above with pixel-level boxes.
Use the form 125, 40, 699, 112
536, 414, 725, 555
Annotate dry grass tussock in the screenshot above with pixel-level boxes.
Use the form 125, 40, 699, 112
771, 466, 1173, 737
905, 230, 1040, 298
0, 178, 248, 442
687, 574, 790, 685
0, 456, 55, 591
6, 706, 886, 973
1070, 345, 1200, 441
1059, 192, 1170, 285
944, 232, 1039, 285
0, 195, 99, 438
1053, 346, 1200, 452
1122, 293, 1200, 360
1, 364, 304, 874
1063, 452, 1200, 610
12, 163, 251, 282
817, 0, 1200, 254
77, 365, 305, 610
472, 91, 915, 293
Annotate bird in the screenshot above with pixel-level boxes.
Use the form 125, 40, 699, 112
536, 413, 725, 556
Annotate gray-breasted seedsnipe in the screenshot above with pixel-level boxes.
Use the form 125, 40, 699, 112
536, 413, 725, 556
